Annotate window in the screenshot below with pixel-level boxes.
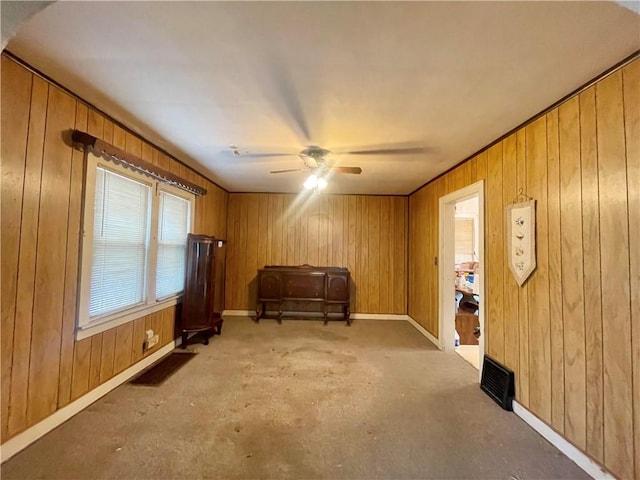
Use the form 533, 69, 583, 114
156, 191, 191, 299
78, 153, 194, 339
89, 167, 150, 317
454, 218, 475, 264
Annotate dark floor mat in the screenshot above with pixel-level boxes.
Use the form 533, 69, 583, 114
130, 351, 197, 385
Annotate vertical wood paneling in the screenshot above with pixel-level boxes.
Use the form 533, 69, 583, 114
70, 338, 91, 400
113, 323, 133, 374
27, 86, 76, 427
308, 196, 320, 266
347, 196, 357, 310
225, 193, 407, 314
358, 197, 369, 312
238, 195, 249, 304
249, 194, 261, 300
622, 60, 640, 480
1, 56, 229, 444
558, 97, 586, 448
369, 197, 380, 313
88, 335, 103, 390
58, 102, 88, 409
318, 196, 329, 267
341, 197, 349, 269
130, 318, 146, 364
579, 86, 604, 463
332, 197, 344, 267
225, 197, 238, 308
546, 109, 565, 435
408, 185, 437, 335
408, 58, 639, 478
515, 129, 530, 408
98, 329, 116, 384
8, 75, 47, 438
486, 144, 504, 361
286, 197, 297, 265
596, 71, 633, 480
257, 196, 269, 268
502, 135, 519, 377
298, 197, 309, 265
161, 307, 174, 346
392, 197, 405, 313
526, 117, 551, 423
271, 195, 282, 265
379, 197, 391, 313
1, 57, 33, 441
2, 51, 638, 478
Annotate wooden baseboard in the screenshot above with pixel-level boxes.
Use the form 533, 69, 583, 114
512, 401, 614, 480
0, 341, 177, 463
406, 316, 441, 349
222, 310, 409, 321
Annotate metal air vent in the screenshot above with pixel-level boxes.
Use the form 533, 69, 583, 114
481, 355, 515, 411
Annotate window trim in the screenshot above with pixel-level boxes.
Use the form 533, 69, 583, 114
77, 152, 195, 340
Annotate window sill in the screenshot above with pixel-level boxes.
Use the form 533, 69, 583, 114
76, 296, 181, 340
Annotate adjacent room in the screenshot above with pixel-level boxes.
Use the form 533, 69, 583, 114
1, 2, 639, 479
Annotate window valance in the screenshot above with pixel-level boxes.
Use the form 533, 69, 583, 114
72, 130, 207, 196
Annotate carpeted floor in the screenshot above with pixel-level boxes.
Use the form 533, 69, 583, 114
1, 317, 588, 480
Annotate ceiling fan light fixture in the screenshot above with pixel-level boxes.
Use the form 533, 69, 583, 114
303, 174, 318, 190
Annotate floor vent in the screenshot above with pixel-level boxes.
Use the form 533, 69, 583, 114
130, 351, 196, 386
481, 355, 515, 411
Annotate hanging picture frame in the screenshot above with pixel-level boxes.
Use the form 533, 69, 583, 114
505, 199, 536, 286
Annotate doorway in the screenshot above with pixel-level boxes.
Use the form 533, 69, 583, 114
439, 181, 485, 380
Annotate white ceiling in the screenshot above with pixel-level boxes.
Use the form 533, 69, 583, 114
5, 1, 640, 194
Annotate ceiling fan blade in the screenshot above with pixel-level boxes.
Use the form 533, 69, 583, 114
235, 152, 296, 158
340, 146, 429, 155
326, 166, 362, 175
264, 55, 311, 143
270, 169, 305, 174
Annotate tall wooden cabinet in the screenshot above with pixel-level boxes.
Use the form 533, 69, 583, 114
181, 233, 223, 347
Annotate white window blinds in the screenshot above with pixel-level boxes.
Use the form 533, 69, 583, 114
156, 191, 190, 299
89, 167, 150, 318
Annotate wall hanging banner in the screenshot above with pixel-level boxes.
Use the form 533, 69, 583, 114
505, 200, 536, 286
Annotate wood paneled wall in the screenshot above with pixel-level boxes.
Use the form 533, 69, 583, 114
225, 193, 407, 314
408, 59, 639, 479
0, 55, 228, 444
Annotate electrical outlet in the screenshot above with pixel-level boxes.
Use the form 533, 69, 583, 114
143, 334, 159, 351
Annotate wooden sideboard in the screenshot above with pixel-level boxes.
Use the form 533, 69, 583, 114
255, 265, 351, 325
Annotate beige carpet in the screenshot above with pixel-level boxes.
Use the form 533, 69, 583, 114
1, 317, 588, 480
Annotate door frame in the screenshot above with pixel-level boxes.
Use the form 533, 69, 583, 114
438, 180, 485, 380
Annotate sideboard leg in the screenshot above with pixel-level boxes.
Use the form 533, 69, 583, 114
255, 302, 265, 322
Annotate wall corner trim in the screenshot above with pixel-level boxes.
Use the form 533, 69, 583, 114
0, 341, 177, 464
406, 316, 442, 349
512, 401, 615, 480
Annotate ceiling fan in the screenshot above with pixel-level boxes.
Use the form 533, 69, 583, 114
233, 144, 428, 176
269, 146, 363, 176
